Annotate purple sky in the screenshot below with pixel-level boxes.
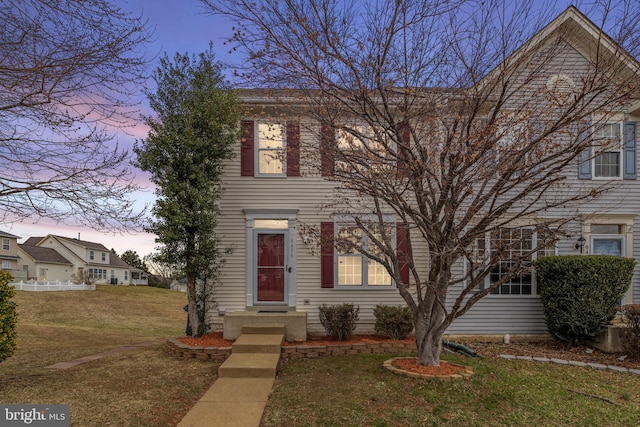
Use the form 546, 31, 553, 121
6, 0, 240, 257
5, 0, 584, 258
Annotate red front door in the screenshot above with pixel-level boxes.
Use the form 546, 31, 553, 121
257, 233, 285, 302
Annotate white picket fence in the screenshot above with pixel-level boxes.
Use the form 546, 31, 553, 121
9, 280, 96, 292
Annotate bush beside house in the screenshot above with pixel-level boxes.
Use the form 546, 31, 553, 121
534, 255, 635, 346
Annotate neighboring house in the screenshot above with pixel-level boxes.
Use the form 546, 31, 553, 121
17, 235, 146, 285
0, 231, 27, 280
211, 6, 640, 339
18, 242, 73, 281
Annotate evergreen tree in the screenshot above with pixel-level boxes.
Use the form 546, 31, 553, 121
135, 47, 239, 337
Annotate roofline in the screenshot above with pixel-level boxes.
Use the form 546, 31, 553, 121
477, 6, 640, 92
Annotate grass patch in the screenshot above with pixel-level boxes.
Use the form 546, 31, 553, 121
0, 286, 217, 426
263, 354, 640, 427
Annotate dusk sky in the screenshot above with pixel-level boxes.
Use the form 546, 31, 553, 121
6, 0, 240, 258
5, 0, 582, 258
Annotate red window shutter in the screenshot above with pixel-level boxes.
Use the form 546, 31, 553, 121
240, 120, 254, 176
397, 122, 410, 175
320, 122, 335, 177
396, 222, 410, 286
320, 222, 334, 288
286, 122, 301, 176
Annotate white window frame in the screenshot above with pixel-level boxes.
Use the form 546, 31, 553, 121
102, 252, 106, 261
1, 238, 9, 251
255, 120, 286, 177
479, 227, 557, 296
2, 261, 10, 270
333, 215, 395, 289
592, 122, 623, 179
89, 250, 94, 260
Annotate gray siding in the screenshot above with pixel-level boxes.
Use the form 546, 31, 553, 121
213, 40, 640, 336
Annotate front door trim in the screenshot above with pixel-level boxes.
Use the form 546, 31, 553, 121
244, 209, 298, 307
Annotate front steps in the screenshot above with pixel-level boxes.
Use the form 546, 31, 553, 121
178, 323, 285, 427
218, 323, 284, 378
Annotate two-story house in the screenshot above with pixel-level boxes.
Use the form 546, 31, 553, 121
0, 231, 26, 280
17, 235, 140, 285
211, 6, 640, 340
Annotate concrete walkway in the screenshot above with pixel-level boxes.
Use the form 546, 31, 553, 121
178, 323, 284, 427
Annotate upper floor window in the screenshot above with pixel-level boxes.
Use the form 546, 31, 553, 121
257, 122, 285, 175
593, 123, 622, 179
89, 250, 94, 260
2, 238, 9, 251
240, 120, 300, 177
101, 252, 106, 261
578, 121, 636, 180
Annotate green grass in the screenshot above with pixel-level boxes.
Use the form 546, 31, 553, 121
263, 353, 640, 427
0, 286, 218, 426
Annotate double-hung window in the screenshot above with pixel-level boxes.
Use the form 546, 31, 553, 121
2, 238, 9, 251
240, 120, 300, 177
257, 121, 286, 175
2, 261, 10, 270
477, 227, 556, 295
335, 222, 392, 288
335, 123, 394, 172
593, 123, 623, 179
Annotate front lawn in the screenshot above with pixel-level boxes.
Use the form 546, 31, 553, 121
263, 353, 640, 426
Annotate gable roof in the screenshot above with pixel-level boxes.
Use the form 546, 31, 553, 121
23, 237, 45, 246
19, 244, 72, 265
24, 234, 135, 270
478, 5, 640, 91
51, 235, 110, 251
0, 230, 20, 239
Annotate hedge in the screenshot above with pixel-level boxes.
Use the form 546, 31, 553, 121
533, 255, 635, 346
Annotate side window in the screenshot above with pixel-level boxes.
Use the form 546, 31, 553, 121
2, 238, 9, 251
89, 251, 94, 260
102, 252, 106, 261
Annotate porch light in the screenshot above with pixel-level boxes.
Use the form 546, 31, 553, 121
575, 236, 586, 254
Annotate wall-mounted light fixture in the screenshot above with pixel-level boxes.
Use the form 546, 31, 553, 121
575, 236, 586, 254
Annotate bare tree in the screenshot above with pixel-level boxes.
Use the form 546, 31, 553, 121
0, 0, 152, 230
202, 0, 640, 365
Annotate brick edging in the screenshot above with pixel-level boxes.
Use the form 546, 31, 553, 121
164, 337, 418, 361
164, 337, 232, 362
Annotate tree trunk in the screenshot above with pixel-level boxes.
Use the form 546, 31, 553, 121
186, 277, 201, 337
414, 305, 447, 366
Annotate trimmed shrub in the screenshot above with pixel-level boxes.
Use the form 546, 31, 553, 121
534, 255, 635, 346
318, 303, 359, 341
374, 305, 414, 339
0, 271, 17, 362
621, 304, 640, 359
